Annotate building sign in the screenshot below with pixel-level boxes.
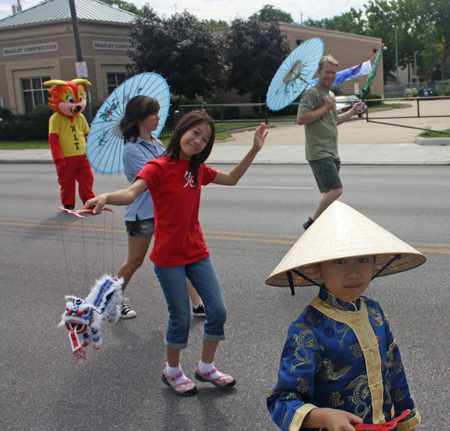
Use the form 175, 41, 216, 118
93, 41, 134, 51
3, 42, 58, 56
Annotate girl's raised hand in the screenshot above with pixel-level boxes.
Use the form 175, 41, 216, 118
253, 123, 268, 151
84, 194, 107, 215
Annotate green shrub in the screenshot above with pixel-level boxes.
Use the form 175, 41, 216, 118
364, 94, 382, 106
0, 107, 13, 120
0, 105, 52, 142
331, 86, 343, 96
205, 104, 240, 120
91, 102, 103, 119
31, 104, 53, 121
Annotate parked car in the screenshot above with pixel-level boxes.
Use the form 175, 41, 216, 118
335, 95, 366, 117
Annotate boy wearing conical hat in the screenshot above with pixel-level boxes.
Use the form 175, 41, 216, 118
266, 202, 424, 431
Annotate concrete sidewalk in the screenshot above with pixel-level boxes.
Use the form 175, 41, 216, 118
1, 141, 450, 166
209, 142, 450, 165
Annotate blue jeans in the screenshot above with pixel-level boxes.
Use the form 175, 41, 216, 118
154, 257, 227, 349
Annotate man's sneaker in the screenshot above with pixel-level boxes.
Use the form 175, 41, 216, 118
303, 217, 314, 230
162, 364, 197, 396
192, 302, 206, 318
194, 362, 236, 388
120, 300, 137, 319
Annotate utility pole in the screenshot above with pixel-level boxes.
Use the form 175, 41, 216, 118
414, 51, 418, 89
69, 0, 93, 123
395, 27, 399, 88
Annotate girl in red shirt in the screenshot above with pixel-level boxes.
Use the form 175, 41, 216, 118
85, 110, 267, 396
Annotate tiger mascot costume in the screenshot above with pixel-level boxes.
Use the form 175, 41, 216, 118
44, 79, 95, 209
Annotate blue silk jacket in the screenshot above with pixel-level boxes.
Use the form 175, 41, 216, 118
267, 288, 420, 431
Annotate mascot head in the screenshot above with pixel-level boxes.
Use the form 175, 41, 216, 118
44, 79, 91, 117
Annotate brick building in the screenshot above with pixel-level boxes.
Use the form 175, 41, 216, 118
0, 0, 135, 115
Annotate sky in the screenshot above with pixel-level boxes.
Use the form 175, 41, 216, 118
0, 0, 367, 22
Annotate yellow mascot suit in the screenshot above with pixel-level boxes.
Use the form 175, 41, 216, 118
44, 79, 95, 210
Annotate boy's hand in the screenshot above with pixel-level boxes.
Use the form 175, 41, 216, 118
253, 123, 268, 151
304, 408, 363, 431
322, 408, 362, 431
83, 195, 107, 215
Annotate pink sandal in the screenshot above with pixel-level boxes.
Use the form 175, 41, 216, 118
194, 361, 236, 388
162, 364, 197, 396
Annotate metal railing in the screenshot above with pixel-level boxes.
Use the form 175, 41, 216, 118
3, 96, 449, 142
361, 95, 450, 134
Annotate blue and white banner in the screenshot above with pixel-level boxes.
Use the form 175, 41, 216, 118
310, 60, 372, 87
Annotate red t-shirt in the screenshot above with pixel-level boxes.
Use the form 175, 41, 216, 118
137, 155, 217, 267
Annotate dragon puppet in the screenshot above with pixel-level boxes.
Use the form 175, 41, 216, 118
44, 78, 96, 210
59, 274, 123, 363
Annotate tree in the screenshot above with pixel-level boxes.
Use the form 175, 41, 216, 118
203, 19, 229, 28
426, 0, 450, 79
305, 0, 437, 83
223, 18, 291, 105
249, 4, 294, 23
365, 0, 427, 83
127, 10, 227, 99
304, 8, 365, 34
98, 0, 150, 16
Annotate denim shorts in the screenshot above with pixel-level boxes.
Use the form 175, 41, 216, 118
308, 156, 342, 193
154, 257, 227, 349
125, 218, 154, 238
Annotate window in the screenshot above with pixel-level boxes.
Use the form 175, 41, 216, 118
21, 76, 50, 113
107, 73, 126, 95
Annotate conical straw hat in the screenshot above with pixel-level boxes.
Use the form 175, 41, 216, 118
266, 201, 426, 288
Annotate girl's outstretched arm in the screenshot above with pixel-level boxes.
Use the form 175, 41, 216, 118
212, 123, 268, 186
84, 178, 148, 214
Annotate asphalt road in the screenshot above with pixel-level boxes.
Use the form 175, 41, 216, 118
1, 164, 449, 430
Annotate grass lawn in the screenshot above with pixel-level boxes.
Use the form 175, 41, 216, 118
368, 102, 412, 110
0, 141, 49, 149
1, 123, 260, 149
419, 128, 450, 137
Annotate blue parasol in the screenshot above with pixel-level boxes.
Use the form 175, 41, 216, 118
86, 72, 170, 175
266, 38, 324, 111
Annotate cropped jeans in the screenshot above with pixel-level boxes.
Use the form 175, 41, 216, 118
154, 257, 227, 349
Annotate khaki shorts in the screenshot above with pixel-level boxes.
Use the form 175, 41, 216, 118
308, 156, 342, 193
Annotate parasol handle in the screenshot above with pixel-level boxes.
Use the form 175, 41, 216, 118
298, 76, 328, 98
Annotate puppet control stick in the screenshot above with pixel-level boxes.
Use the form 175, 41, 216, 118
322, 409, 411, 431
58, 206, 115, 219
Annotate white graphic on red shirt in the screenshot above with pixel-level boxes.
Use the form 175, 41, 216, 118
184, 171, 196, 188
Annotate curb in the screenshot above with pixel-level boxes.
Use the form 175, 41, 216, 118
0, 159, 53, 164
415, 136, 450, 146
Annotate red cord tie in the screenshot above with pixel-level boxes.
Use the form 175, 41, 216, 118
323, 409, 411, 431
